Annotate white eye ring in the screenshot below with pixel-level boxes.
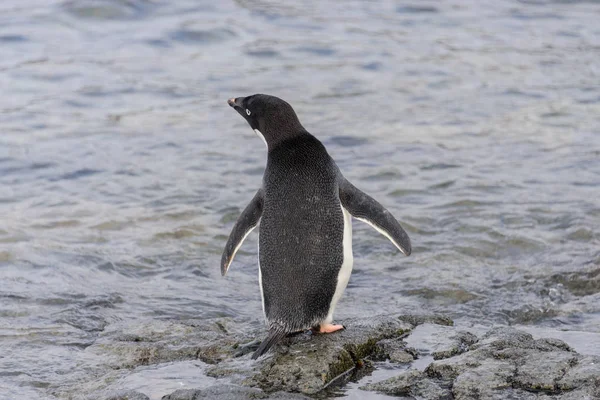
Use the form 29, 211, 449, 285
246, 109, 251, 115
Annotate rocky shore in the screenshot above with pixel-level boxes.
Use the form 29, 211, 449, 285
55, 315, 599, 399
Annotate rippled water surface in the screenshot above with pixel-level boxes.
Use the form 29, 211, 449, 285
1, 0, 600, 398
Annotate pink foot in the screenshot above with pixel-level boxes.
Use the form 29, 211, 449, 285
315, 323, 345, 334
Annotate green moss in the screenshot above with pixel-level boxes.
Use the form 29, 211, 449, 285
325, 349, 355, 383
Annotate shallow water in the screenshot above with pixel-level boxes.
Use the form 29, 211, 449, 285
1, 0, 599, 398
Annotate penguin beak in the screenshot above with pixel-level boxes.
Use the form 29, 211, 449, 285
227, 97, 244, 110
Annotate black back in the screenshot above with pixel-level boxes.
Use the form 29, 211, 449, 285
226, 94, 412, 357
260, 134, 344, 331
228, 94, 346, 331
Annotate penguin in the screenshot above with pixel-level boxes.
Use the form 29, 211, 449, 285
221, 94, 411, 359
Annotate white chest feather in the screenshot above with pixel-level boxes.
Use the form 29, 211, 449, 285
254, 129, 268, 147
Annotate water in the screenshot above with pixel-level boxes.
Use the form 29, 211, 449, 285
1, 0, 599, 398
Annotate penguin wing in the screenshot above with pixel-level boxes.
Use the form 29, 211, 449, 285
339, 178, 411, 256
221, 189, 264, 276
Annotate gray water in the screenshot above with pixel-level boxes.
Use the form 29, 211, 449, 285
1, 0, 600, 398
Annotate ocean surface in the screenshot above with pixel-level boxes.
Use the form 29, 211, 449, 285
1, 0, 599, 399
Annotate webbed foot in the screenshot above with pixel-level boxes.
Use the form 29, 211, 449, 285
312, 323, 346, 334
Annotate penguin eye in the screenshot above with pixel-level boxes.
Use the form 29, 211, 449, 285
246, 109, 251, 116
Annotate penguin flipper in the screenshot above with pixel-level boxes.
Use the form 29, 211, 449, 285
251, 328, 287, 360
339, 178, 411, 256
221, 189, 264, 276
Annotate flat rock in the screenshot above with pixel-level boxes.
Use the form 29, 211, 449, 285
403, 322, 478, 361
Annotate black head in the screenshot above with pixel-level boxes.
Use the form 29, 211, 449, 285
227, 94, 306, 149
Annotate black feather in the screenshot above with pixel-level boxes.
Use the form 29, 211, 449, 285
251, 328, 287, 360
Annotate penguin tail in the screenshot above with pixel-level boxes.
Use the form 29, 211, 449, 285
251, 328, 287, 360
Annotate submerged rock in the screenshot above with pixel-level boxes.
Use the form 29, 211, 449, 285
361, 326, 600, 399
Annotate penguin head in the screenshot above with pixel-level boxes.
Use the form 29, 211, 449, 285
227, 94, 305, 148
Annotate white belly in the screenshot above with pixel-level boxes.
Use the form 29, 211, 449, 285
325, 206, 353, 323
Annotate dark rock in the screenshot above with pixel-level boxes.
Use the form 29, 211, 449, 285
432, 330, 478, 360
360, 369, 452, 399
400, 322, 479, 364
105, 390, 150, 400
396, 314, 454, 327
511, 351, 578, 393
86, 318, 256, 369
376, 338, 418, 363
244, 315, 413, 394
63, 315, 600, 400
161, 384, 309, 400
362, 326, 600, 400
79, 313, 448, 399
550, 267, 600, 296
244, 314, 449, 395
558, 356, 600, 390
471, 326, 572, 352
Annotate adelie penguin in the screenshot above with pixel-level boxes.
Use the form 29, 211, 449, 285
222, 94, 411, 359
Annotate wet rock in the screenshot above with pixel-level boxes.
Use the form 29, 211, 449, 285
105, 390, 150, 400
427, 327, 579, 398
76, 314, 448, 398
471, 326, 572, 352
504, 304, 560, 325
551, 267, 600, 296
558, 356, 600, 390
376, 338, 418, 363
244, 314, 447, 395
396, 314, 454, 327
432, 330, 478, 360
450, 359, 516, 399
65, 314, 600, 399
512, 351, 578, 392
403, 323, 478, 361
86, 318, 255, 369
360, 369, 452, 399
161, 384, 309, 399
362, 326, 600, 399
